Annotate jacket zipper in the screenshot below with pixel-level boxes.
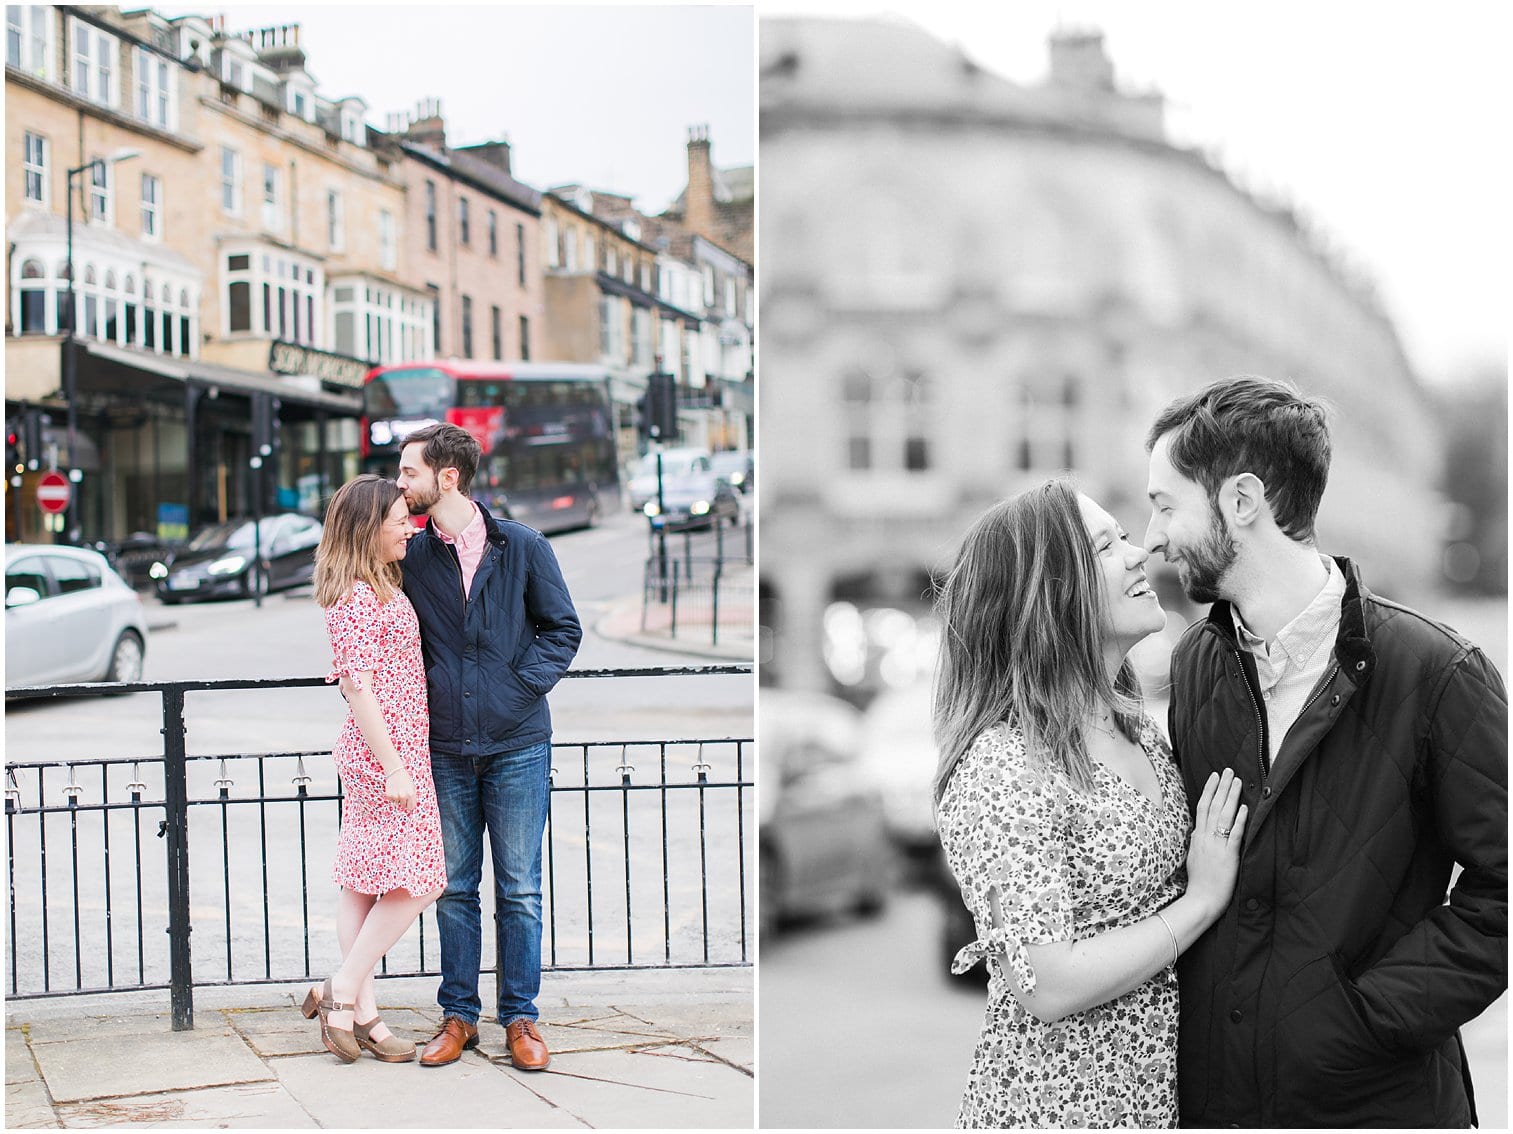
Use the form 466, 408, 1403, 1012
447, 545, 467, 612
1233, 647, 1268, 785
1296, 663, 1340, 724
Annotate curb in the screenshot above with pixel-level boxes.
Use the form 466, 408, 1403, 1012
594, 592, 754, 663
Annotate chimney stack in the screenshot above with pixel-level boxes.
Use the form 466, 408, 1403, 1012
406, 97, 446, 149
685, 124, 714, 236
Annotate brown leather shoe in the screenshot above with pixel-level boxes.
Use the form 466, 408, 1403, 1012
505, 1018, 550, 1070
419, 1016, 479, 1067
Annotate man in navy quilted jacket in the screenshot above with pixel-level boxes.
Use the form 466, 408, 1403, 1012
396, 422, 582, 1071
1143, 375, 1507, 1127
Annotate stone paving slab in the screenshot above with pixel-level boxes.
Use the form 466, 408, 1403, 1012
8, 1029, 42, 1084
271, 1046, 582, 1129
24, 1012, 183, 1043
29, 1027, 275, 1103
526, 1046, 752, 1130
51, 1081, 315, 1129
7, 1076, 62, 1128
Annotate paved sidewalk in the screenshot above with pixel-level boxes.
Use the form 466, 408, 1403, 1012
5, 968, 752, 1129
594, 568, 754, 663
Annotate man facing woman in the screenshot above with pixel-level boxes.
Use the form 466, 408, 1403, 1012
935, 376, 1506, 1128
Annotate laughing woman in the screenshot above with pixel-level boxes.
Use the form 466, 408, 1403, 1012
300, 475, 447, 1064
933, 480, 1245, 1128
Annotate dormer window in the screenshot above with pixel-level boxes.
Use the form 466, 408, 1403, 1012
339, 105, 364, 145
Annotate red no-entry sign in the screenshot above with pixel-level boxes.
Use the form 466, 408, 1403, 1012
36, 471, 71, 514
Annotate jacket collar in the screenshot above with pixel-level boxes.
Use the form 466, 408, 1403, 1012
1202, 554, 1376, 684
421, 500, 510, 549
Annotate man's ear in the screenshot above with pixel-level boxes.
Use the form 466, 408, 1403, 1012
1225, 473, 1268, 529
439, 466, 459, 492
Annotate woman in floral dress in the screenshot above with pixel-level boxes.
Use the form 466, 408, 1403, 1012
299, 474, 447, 1064
932, 480, 1246, 1128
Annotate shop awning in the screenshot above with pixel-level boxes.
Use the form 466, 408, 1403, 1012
78, 340, 362, 418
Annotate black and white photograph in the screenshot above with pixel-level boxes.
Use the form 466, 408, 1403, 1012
758, 3, 1507, 1128
5, 4, 754, 1128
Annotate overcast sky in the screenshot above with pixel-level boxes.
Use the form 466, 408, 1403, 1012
764, 0, 1508, 387
155, 4, 754, 215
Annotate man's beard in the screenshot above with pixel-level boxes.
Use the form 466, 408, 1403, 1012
405, 482, 440, 516
1175, 506, 1239, 604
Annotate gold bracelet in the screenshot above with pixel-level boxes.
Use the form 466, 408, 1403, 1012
1154, 910, 1180, 968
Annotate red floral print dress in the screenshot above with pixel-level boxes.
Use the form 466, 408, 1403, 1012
324, 580, 447, 897
937, 717, 1190, 1129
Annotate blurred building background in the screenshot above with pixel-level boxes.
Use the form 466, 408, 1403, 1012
756, 13, 1507, 1129
5, 5, 752, 544
758, 14, 1498, 704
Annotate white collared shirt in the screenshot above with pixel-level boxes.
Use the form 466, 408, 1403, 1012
1232, 556, 1346, 769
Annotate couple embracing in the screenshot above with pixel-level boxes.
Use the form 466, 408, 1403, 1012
934, 376, 1508, 1128
301, 422, 581, 1070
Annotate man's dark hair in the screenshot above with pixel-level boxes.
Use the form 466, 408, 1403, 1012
1146, 375, 1332, 542
403, 422, 480, 496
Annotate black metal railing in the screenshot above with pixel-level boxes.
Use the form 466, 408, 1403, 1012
641, 519, 754, 647
5, 666, 751, 1030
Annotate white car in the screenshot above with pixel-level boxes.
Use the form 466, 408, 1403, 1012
626, 447, 713, 512
857, 677, 940, 854
5, 544, 148, 689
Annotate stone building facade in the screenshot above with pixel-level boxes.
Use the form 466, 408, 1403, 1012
380, 102, 543, 371
4, 6, 424, 541
759, 17, 1444, 698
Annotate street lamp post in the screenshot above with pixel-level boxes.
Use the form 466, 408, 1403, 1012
64, 149, 138, 543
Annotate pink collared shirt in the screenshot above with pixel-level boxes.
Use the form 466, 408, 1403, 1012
434, 503, 488, 597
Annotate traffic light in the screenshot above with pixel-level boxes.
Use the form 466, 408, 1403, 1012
22, 409, 44, 470
646, 372, 677, 441
5, 419, 20, 476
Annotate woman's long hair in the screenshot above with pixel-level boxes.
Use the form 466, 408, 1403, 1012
312, 475, 404, 608
932, 479, 1142, 806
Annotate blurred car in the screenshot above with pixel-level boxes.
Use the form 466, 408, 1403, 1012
857, 677, 940, 860
642, 471, 741, 531
152, 513, 322, 603
627, 447, 712, 512
709, 449, 753, 493
856, 676, 990, 982
760, 689, 894, 939
91, 531, 182, 589
5, 544, 148, 688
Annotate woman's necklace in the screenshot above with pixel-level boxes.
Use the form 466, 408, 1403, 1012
1087, 710, 1118, 740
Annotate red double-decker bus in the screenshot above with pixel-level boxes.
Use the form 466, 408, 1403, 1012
361, 360, 618, 534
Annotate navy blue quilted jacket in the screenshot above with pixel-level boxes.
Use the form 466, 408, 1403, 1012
1169, 557, 1507, 1127
401, 504, 581, 757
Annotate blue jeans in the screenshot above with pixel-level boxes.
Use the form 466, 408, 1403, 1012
429, 740, 550, 1027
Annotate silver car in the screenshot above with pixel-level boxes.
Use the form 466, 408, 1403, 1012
5, 544, 149, 689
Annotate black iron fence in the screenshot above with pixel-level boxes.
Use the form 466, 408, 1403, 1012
5, 666, 751, 1030
642, 519, 754, 647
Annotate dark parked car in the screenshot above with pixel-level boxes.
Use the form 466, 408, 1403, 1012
92, 531, 182, 589
760, 690, 894, 939
642, 471, 741, 531
152, 514, 322, 603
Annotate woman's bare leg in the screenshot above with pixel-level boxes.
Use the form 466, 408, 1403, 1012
327, 887, 443, 1033
335, 888, 386, 1040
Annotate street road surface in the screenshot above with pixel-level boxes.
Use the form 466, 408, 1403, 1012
5, 508, 754, 996
761, 888, 1508, 1129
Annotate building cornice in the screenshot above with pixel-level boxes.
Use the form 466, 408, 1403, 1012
394, 142, 543, 218
5, 66, 204, 155
198, 95, 400, 187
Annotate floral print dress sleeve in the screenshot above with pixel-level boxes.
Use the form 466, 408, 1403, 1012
944, 723, 1072, 995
